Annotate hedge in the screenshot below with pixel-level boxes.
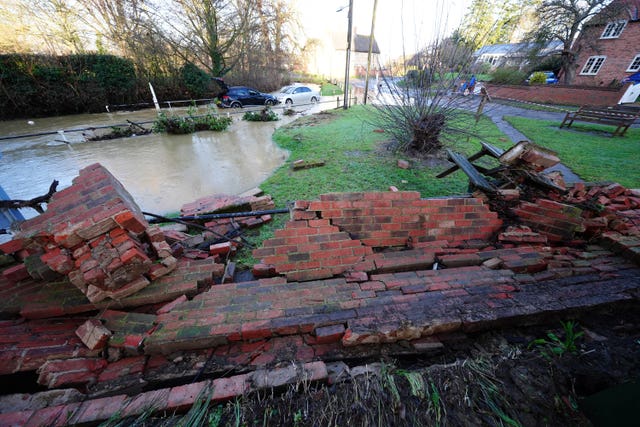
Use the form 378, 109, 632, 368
0, 54, 226, 119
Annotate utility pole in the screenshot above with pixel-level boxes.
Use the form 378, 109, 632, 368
363, 0, 378, 105
342, 0, 353, 110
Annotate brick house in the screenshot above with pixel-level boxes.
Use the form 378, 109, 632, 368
571, 0, 640, 87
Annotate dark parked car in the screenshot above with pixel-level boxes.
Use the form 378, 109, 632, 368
218, 86, 279, 108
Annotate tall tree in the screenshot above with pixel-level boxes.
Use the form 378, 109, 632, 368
459, 0, 496, 49
0, 1, 25, 53
459, 0, 530, 49
149, 0, 247, 77
527, 0, 617, 84
81, 0, 148, 57
0, 0, 87, 54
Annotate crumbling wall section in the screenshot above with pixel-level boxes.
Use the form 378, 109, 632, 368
253, 191, 503, 282
0, 164, 176, 302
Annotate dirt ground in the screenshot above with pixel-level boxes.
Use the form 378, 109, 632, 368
120, 302, 639, 427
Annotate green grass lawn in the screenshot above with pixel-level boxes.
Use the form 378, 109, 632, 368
321, 83, 343, 96
494, 99, 579, 112
505, 116, 640, 188
261, 106, 511, 205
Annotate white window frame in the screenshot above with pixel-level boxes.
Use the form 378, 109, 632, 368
580, 56, 606, 75
627, 54, 640, 72
600, 20, 627, 39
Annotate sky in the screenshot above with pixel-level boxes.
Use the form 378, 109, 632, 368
295, 0, 471, 61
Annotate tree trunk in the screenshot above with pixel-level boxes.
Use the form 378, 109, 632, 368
561, 48, 576, 85
411, 113, 445, 154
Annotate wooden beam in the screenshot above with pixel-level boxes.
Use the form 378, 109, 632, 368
444, 149, 497, 193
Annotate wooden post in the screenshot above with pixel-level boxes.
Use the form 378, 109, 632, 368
475, 87, 491, 124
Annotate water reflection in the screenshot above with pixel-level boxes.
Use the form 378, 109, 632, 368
0, 104, 327, 218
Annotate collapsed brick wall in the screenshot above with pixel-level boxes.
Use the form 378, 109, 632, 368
254, 191, 503, 282
507, 183, 640, 257
513, 199, 585, 242
309, 192, 502, 246
0, 164, 176, 302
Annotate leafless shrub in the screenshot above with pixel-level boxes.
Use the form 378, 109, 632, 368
369, 34, 481, 157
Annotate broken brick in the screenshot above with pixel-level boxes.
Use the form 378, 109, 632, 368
210, 241, 233, 256
2, 263, 30, 283
76, 319, 112, 350
397, 159, 410, 169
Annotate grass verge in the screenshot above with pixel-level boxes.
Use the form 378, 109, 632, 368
505, 116, 640, 188
320, 83, 343, 96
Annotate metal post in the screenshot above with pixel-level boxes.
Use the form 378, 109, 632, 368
343, 0, 353, 110
363, 0, 378, 105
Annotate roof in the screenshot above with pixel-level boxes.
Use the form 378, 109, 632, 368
584, 0, 640, 26
332, 32, 381, 53
353, 34, 380, 54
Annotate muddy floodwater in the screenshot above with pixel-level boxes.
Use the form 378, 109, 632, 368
0, 103, 327, 219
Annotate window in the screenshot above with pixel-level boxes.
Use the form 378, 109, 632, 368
627, 55, 640, 72
482, 54, 500, 66
580, 56, 606, 75
601, 20, 626, 38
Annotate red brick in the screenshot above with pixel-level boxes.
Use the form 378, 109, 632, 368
24, 405, 71, 427
344, 271, 368, 282
241, 321, 273, 340
75, 319, 112, 350
105, 276, 150, 300
156, 295, 188, 314
76, 217, 118, 240
292, 210, 318, 220
294, 200, 310, 210
397, 159, 410, 169
286, 268, 333, 282
67, 395, 128, 425
0, 238, 24, 254
252, 263, 277, 277
0, 410, 33, 426
315, 324, 346, 344
2, 263, 30, 283
121, 389, 170, 418
114, 211, 147, 234
98, 356, 146, 382
38, 362, 106, 388
167, 381, 210, 411
439, 253, 481, 268
209, 241, 233, 256
211, 374, 251, 401
83, 267, 106, 286
489, 293, 512, 300
120, 247, 149, 264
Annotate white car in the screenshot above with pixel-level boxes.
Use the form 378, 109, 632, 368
276, 85, 321, 106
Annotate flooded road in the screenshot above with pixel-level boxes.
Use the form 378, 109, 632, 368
0, 102, 331, 218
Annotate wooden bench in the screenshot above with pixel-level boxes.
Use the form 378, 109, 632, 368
560, 106, 639, 136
